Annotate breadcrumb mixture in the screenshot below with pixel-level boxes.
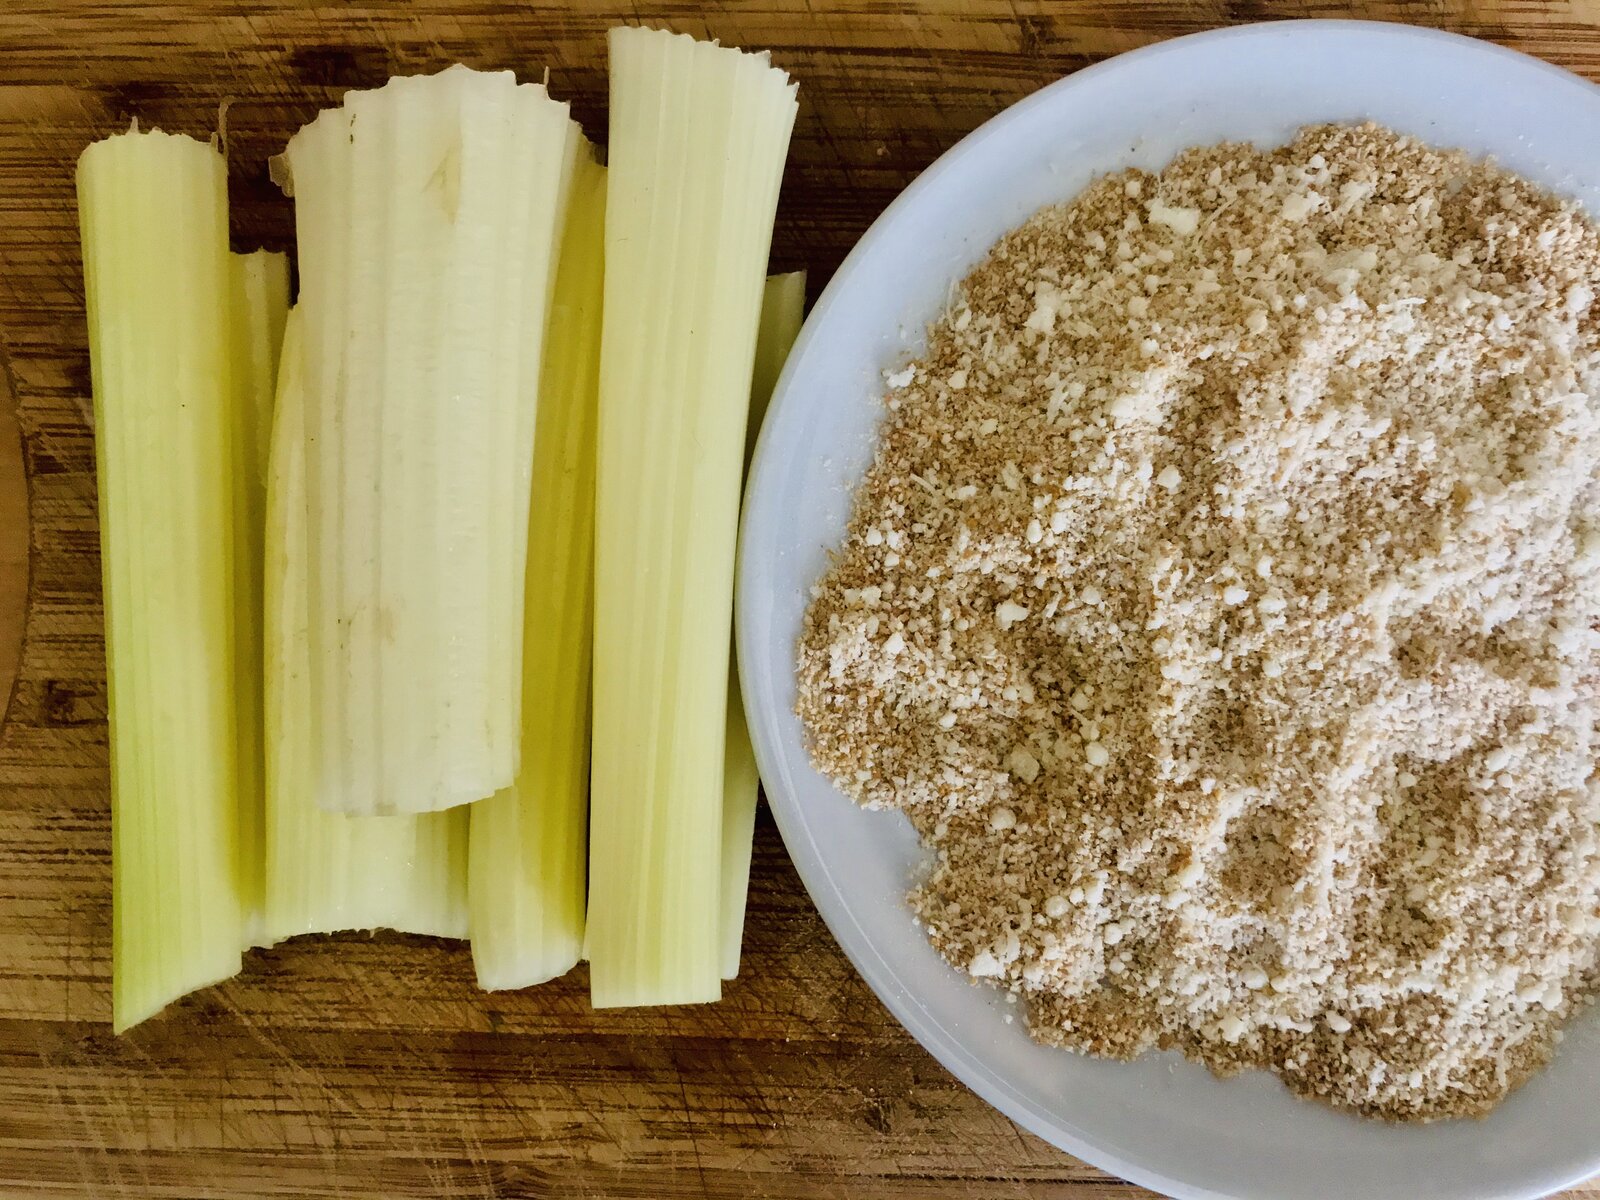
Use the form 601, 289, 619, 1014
796, 124, 1600, 1120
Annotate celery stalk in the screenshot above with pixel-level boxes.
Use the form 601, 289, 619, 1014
467, 149, 605, 990
229, 249, 290, 948
230, 251, 290, 488
720, 270, 805, 980
78, 128, 244, 1032
262, 312, 470, 947
278, 66, 579, 815
264, 311, 469, 942
744, 273, 808, 469
586, 28, 798, 1008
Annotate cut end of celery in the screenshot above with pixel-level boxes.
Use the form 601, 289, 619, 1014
609, 26, 798, 96
114, 959, 242, 1036
468, 782, 586, 989
472, 943, 584, 992
264, 808, 471, 944
589, 975, 723, 1011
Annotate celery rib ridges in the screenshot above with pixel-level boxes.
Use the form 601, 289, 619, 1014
263, 311, 470, 942
280, 65, 578, 816
78, 129, 245, 1032
720, 270, 806, 980
587, 27, 799, 1008
468, 150, 606, 991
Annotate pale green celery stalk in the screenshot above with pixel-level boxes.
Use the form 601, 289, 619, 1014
78, 128, 244, 1032
587, 27, 798, 1008
467, 149, 605, 990
279, 66, 578, 815
720, 270, 805, 980
229, 249, 290, 949
263, 310, 469, 943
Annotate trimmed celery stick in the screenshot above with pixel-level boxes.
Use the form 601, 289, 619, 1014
744, 273, 807, 469
278, 66, 579, 815
263, 311, 469, 942
468, 149, 605, 990
78, 128, 244, 1032
721, 270, 806, 980
229, 249, 290, 948
587, 28, 798, 1008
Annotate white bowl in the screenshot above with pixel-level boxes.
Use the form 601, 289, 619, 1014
738, 19, 1600, 1200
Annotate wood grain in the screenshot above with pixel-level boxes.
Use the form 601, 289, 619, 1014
2, 2, 1599, 1197
0, 349, 29, 728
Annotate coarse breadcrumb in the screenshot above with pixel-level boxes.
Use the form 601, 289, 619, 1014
796, 123, 1600, 1121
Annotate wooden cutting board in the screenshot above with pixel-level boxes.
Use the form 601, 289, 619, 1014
3, 3, 1600, 1197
